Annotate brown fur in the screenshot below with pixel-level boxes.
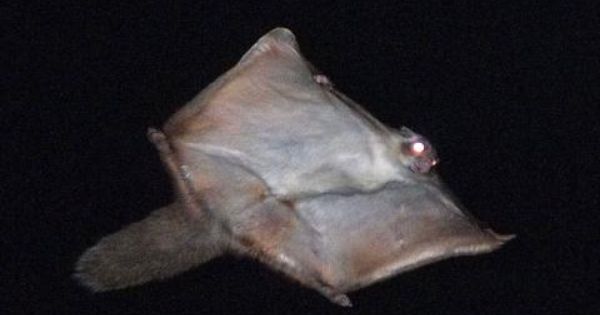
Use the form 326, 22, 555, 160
74, 203, 226, 291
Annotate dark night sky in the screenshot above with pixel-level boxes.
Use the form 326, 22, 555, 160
6, 1, 599, 314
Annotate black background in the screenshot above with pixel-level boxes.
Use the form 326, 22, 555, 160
6, 1, 599, 314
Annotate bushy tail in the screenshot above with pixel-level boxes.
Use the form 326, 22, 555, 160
74, 203, 225, 291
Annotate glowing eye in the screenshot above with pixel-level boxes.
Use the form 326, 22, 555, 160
411, 142, 425, 154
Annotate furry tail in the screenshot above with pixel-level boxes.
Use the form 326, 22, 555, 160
74, 203, 225, 291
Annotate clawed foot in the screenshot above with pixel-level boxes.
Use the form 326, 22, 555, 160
313, 74, 333, 90
328, 293, 352, 307
147, 128, 172, 154
318, 285, 352, 307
